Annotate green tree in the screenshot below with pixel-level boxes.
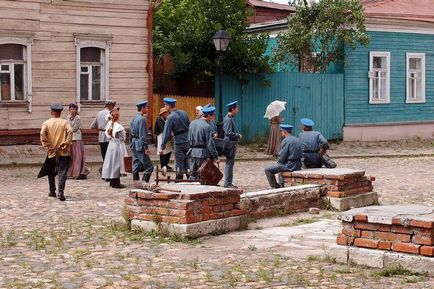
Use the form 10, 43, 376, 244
153, 0, 274, 84
273, 0, 370, 72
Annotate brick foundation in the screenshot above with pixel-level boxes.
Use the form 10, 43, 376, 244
240, 185, 326, 219
282, 168, 378, 210
337, 205, 434, 257
125, 184, 247, 237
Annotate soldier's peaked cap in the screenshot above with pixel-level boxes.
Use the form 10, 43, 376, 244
163, 97, 176, 105
202, 106, 215, 115
50, 103, 63, 112
279, 124, 293, 131
226, 101, 238, 109
136, 100, 148, 108
301, 118, 315, 127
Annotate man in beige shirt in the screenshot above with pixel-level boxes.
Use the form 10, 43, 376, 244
40, 103, 73, 201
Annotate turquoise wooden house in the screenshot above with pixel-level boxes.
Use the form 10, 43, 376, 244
230, 0, 434, 142
343, 0, 434, 141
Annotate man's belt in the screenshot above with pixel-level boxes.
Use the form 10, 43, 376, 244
131, 135, 139, 138
99, 129, 105, 131
174, 130, 188, 136
304, 150, 319, 153
190, 145, 206, 149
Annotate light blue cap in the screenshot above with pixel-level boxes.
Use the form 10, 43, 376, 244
203, 103, 212, 108
202, 106, 216, 115
163, 97, 176, 105
136, 100, 148, 108
279, 124, 293, 131
301, 118, 315, 127
226, 101, 238, 108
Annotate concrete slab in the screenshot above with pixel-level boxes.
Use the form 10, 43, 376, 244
326, 191, 379, 211
290, 168, 365, 178
131, 215, 247, 238
328, 246, 434, 275
339, 205, 434, 224
349, 247, 384, 268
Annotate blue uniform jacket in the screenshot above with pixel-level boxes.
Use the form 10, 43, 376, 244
130, 113, 148, 151
278, 135, 303, 170
161, 109, 190, 149
298, 131, 329, 152
188, 119, 218, 160
223, 114, 241, 142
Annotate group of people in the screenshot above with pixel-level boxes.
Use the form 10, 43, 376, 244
39, 97, 243, 200
39, 96, 335, 201
264, 118, 336, 189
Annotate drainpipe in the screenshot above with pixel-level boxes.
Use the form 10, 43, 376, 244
147, 2, 154, 135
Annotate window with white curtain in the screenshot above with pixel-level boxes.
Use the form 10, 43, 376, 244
369, 51, 390, 104
406, 53, 425, 103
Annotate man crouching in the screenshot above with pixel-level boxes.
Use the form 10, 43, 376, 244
264, 124, 303, 188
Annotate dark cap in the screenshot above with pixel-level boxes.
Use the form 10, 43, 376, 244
226, 101, 238, 109
279, 124, 293, 132
105, 100, 116, 106
50, 103, 63, 112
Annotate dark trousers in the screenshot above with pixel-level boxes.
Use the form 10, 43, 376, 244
160, 152, 172, 168
99, 142, 109, 160
174, 142, 190, 179
189, 157, 205, 181
48, 156, 70, 193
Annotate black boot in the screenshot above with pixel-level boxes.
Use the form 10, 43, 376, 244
58, 191, 66, 201
112, 178, 125, 189
266, 174, 280, 189
133, 172, 140, 181
142, 173, 151, 183
48, 191, 57, 198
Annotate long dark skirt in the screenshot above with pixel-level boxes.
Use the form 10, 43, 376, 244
67, 140, 89, 178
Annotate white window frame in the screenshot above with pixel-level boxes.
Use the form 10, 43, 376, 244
75, 36, 111, 104
406, 53, 425, 103
0, 37, 33, 112
368, 51, 390, 104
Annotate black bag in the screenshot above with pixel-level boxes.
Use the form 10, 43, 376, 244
320, 154, 337, 169
214, 138, 236, 157
37, 155, 57, 178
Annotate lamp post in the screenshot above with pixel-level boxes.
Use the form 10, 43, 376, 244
212, 29, 231, 138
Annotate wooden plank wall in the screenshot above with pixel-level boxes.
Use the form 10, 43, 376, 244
345, 30, 434, 125
151, 94, 215, 130
0, 0, 150, 130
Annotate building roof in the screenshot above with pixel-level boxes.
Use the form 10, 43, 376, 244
363, 0, 434, 23
247, 0, 295, 12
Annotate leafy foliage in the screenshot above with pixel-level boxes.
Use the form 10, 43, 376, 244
153, 0, 274, 83
273, 0, 370, 72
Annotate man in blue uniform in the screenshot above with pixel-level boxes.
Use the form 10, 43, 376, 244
187, 106, 219, 180
159, 97, 190, 180
264, 124, 303, 188
130, 100, 154, 189
299, 118, 336, 168
222, 101, 242, 188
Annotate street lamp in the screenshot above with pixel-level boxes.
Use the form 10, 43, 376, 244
212, 29, 231, 138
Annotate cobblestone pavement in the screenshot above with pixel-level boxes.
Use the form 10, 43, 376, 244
1, 153, 434, 288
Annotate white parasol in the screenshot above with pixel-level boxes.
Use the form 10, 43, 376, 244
264, 100, 287, 119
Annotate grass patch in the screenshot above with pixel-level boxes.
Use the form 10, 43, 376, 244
375, 264, 427, 278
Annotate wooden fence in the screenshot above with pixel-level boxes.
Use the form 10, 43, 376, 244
151, 94, 215, 129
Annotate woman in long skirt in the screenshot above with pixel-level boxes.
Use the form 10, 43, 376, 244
265, 115, 282, 157
67, 103, 90, 179
102, 108, 127, 189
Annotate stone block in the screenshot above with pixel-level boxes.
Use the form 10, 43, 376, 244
325, 191, 378, 211
325, 244, 348, 264
384, 252, 434, 275
348, 247, 384, 268
131, 216, 246, 238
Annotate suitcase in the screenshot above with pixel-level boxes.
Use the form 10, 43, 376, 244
198, 159, 223, 186
124, 156, 132, 173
